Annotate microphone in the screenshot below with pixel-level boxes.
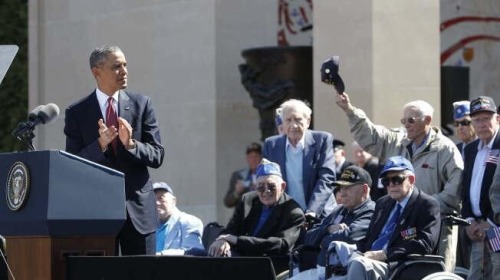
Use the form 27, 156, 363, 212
12, 103, 60, 138
443, 215, 471, 226
28, 104, 46, 121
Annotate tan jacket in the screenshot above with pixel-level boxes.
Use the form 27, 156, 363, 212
346, 107, 464, 214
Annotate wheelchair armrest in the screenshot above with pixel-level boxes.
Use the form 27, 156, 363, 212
405, 254, 444, 262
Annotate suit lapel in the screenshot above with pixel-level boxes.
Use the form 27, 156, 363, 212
302, 131, 315, 192
118, 90, 132, 123
276, 136, 287, 179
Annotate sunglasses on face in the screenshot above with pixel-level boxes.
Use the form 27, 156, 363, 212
256, 183, 277, 193
400, 117, 424, 125
381, 174, 407, 187
453, 120, 471, 127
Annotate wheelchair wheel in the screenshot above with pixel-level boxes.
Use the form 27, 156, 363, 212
275, 270, 289, 280
453, 266, 469, 279
421, 272, 464, 280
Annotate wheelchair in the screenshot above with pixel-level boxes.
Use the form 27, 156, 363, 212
319, 215, 468, 280
383, 215, 469, 280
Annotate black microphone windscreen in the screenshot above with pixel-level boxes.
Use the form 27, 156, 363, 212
37, 103, 60, 124
28, 105, 46, 121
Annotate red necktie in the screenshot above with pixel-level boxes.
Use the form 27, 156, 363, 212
106, 97, 119, 152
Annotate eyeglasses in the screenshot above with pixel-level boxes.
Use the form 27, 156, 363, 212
400, 117, 424, 125
453, 120, 471, 127
256, 183, 277, 193
381, 174, 407, 187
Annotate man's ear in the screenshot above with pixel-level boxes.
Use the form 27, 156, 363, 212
407, 174, 416, 185
424, 115, 432, 125
281, 181, 287, 191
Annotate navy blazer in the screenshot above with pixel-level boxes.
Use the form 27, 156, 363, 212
64, 90, 164, 234
222, 192, 305, 256
462, 132, 500, 223
357, 188, 441, 262
263, 130, 336, 215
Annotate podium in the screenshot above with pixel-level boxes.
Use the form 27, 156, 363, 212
0, 150, 126, 280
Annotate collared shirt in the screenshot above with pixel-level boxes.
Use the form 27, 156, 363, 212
252, 205, 273, 236
470, 130, 498, 217
285, 135, 306, 209
156, 208, 180, 252
96, 88, 119, 122
411, 129, 431, 155
378, 187, 414, 249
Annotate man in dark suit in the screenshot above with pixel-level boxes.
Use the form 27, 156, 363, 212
208, 158, 305, 258
64, 45, 164, 255
263, 99, 336, 218
462, 96, 500, 279
328, 156, 440, 279
333, 139, 354, 181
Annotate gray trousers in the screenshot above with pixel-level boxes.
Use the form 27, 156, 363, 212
468, 240, 492, 280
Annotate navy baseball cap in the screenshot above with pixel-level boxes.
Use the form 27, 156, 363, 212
470, 96, 496, 116
333, 166, 372, 187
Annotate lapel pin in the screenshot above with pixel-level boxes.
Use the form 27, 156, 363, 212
125, 106, 130, 110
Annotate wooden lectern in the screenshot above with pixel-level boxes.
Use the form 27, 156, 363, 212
0, 150, 126, 280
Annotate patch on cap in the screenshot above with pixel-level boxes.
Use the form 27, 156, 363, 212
256, 158, 282, 178
453, 101, 470, 120
470, 96, 496, 116
333, 165, 372, 187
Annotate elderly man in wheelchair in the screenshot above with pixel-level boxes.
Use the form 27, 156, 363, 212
290, 156, 453, 280
288, 165, 375, 279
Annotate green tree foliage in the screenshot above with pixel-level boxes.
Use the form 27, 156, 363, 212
0, 0, 28, 152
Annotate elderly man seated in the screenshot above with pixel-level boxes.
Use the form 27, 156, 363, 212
154, 182, 204, 256
290, 166, 375, 279
327, 156, 441, 280
208, 158, 305, 258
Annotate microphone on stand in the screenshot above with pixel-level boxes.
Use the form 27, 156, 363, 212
11, 103, 60, 151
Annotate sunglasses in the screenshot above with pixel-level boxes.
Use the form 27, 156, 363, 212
381, 174, 407, 187
453, 120, 471, 127
400, 117, 424, 125
256, 183, 277, 193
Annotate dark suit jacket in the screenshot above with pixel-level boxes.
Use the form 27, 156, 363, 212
462, 132, 500, 223
305, 198, 375, 266
263, 130, 336, 215
222, 192, 305, 256
64, 90, 164, 234
357, 188, 441, 262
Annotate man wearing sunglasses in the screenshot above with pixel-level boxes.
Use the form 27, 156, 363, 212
452, 100, 476, 272
335, 92, 463, 272
462, 96, 500, 280
453, 101, 476, 158
208, 159, 305, 264
327, 156, 440, 280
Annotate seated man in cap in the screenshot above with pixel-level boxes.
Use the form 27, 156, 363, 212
153, 182, 204, 255
208, 158, 305, 259
326, 156, 441, 280
289, 166, 376, 279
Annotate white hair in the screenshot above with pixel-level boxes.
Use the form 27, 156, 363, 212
279, 99, 312, 119
403, 100, 434, 118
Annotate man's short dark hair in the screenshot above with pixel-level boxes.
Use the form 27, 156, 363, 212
246, 142, 262, 154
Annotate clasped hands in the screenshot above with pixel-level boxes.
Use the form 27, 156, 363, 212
207, 234, 237, 257
465, 220, 491, 242
97, 117, 135, 151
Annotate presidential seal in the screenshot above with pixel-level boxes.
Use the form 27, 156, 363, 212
6, 162, 30, 211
